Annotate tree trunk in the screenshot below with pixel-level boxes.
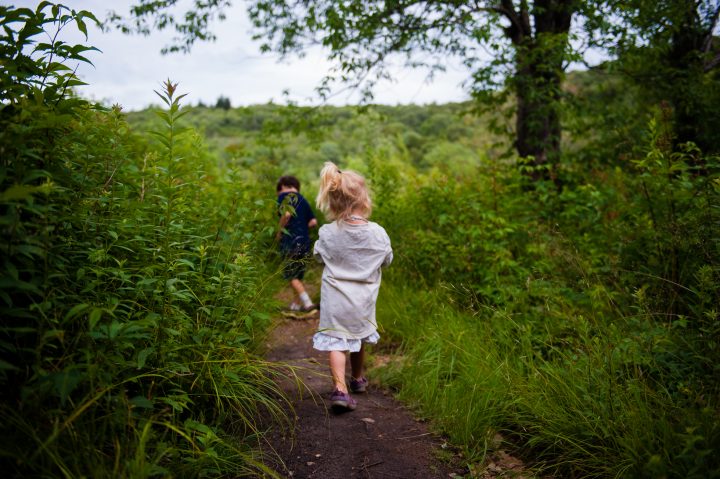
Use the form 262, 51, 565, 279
514, 59, 563, 181
503, 0, 574, 182
666, 2, 715, 152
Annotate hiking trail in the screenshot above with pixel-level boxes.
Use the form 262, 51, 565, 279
261, 285, 528, 478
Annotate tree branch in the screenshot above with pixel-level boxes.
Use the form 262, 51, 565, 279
485, 0, 530, 44
701, 3, 720, 54
704, 51, 720, 72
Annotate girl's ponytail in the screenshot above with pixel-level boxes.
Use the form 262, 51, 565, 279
316, 161, 371, 220
316, 161, 341, 215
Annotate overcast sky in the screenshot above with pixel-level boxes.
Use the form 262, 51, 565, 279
9, 0, 475, 110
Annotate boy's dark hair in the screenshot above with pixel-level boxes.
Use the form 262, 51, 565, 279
276, 175, 301, 192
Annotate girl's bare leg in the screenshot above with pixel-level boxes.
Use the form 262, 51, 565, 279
350, 344, 365, 380
329, 351, 348, 393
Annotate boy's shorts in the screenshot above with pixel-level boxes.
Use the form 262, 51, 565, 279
282, 251, 309, 281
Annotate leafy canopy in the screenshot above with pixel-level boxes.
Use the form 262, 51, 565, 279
110, 1, 617, 100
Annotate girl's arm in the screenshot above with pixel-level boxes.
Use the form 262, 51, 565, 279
313, 229, 326, 264
382, 235, 393, 267
382, 248, 393, 267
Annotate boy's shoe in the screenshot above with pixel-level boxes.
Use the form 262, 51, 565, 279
329, 389, 357, 411
283, 302, 301, 312
281, 309, 317, 320
349, 377, 368, 393
301, 303, 319, 313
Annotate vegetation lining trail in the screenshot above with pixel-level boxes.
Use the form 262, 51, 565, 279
262, 285, 471, 478
3, 2, 719, 476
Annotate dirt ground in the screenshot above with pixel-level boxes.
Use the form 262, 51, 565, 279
260, 282, 529, 478
261, 308, 469, 478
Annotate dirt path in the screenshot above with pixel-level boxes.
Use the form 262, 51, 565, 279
262, 311, 466, 478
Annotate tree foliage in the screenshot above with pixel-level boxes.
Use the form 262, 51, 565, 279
0, 1, 99, 105
610, 0, 720, 152
215, 94, 232, 109
111, 1, 720, 169
112, 1, 617, 176
108, 0, 232, 54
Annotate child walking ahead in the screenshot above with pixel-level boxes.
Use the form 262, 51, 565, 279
313, 162, 393, 411
276, 175, 318, 314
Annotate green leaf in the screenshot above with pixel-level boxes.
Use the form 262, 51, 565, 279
108, 320, 122, 339
154, 110, 170, 122
88, 308, 102, 330
1, 184, 43, 202
46, 61, 72, 72
77, 10, 99, 25
4, 261, 18, 281
137, 347, 153, 369
0, 359, 20, 371
41, 329, 64, 342
0, 277, 41, 295
51, 368, 83, 406
64, 303, 89, 321
160, 397, 187, 412
75, 17, 87, 38
129, 395, 154, 409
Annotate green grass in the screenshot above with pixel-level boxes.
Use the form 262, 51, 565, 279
373, 280, 720, 478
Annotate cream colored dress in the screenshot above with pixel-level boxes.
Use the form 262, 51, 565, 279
312, 220, 393, 351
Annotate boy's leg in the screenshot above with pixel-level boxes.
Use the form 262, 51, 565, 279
329, 350, 348, 393
290, 278, 314, 309
290, 278, 306, 296
350, 344, 365, 380
282, 252, 298, 305
287, 253, 315, 310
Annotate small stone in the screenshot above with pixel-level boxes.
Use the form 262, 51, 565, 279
315, 453, 321, 458
306, 461, 315, 466
360, 417, 375, 424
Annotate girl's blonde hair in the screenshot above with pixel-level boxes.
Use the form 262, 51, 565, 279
316, 161, 372, 220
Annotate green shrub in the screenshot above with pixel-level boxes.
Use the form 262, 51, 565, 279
371, 116, 720, 477
0, 5, 284, 476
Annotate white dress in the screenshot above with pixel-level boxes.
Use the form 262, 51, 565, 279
312, 220, 393, 351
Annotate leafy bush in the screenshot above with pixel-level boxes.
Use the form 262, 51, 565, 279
370, 112, 720, 477
0, 5, 283, 476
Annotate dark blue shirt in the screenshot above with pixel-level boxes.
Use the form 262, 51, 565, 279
277, 191, 315, 254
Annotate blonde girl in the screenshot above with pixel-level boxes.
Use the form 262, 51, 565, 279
313, 162, 393, 411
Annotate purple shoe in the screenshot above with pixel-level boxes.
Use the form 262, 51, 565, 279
349, 377, 368, 393
329, 389, 357, 411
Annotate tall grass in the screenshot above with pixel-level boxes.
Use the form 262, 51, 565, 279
370, 121, 720, 477
0, 6, 287, 475
375, 278, 719, 478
